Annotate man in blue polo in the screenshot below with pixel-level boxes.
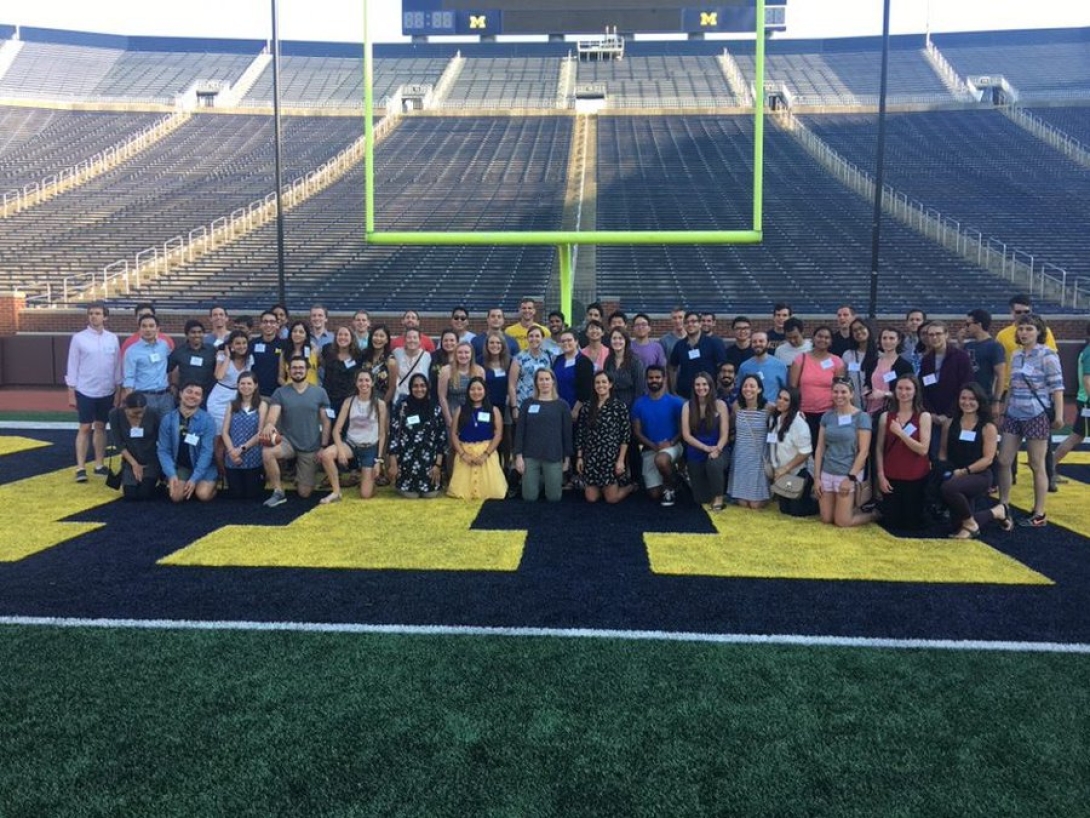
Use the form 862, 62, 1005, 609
668, 311, 726, 399
122, 313, 174, 417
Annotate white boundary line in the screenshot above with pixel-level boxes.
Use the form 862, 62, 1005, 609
1, 616, 1088, 654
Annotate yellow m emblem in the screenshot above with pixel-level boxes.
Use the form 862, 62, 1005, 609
469, 15, 487, 29
700, 12, 718, 27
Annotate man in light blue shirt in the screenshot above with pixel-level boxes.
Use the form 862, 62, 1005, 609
737, 331, 789, 399
123, 313, 174, 417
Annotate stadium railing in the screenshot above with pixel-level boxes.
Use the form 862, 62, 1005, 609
779, 110, 1077, 307
1, 111, 189, 217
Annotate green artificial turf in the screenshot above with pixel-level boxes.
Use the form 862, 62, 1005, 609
0, 626, 1087, 817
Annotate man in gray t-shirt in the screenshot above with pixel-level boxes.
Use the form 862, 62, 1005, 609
262, 355, 331, 506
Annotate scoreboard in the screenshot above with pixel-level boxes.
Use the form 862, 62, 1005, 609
401, 1, 786, 37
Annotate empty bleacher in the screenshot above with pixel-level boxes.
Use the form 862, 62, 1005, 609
594, 115, 1022, 313
443, 57, 561, 108
0, 114, 362, 293
0, 40, 122, 101
1027, 105, 1090, 145
242, 55, 450, 108
731, 40, 950, 105
936, 28, 1090, 101
0, 107, 164, 191
123, 116, 572, 310
92, 50, 254, 102
575, 55, 735, 107
801, 109, 1090, 280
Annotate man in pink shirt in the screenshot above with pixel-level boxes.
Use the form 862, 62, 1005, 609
65, 302, 121, 482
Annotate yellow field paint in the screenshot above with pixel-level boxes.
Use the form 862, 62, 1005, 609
0, 468, 119, 561
160, 496, 526, 572
0, 436, 51, 457
646, 505, 1051, 585
1010, 451, 1090, 538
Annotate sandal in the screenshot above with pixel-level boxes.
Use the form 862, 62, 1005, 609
949, 525, 981, 540
711, 501, 725, 512
994, 504, 1014, 532
319, 493, 342, 505
1016, 513, 1047, 528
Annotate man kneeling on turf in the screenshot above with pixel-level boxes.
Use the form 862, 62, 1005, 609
157, 381, 218, 503
262, 355, 332, 507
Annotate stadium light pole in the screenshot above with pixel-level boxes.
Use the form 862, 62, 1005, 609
868, 0, 892, 319
271, 0, 288, 306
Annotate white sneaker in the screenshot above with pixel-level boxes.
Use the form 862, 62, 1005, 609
661, 488, 676, 507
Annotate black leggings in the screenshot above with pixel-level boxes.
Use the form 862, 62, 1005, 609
941, 472, 994, 529
225, 467, 265, 500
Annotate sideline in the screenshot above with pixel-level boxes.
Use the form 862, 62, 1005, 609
2, 616, 1089, 655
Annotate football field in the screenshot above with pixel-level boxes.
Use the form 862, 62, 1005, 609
1, 428, 1088, 815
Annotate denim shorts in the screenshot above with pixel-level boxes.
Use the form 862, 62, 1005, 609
349, 442, 379, 470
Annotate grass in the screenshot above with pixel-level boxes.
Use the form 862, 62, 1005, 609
1, 626, 1087, 817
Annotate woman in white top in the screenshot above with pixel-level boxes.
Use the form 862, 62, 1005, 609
767, 386, 815, 516
319, 368, 388, 503
207, 330, 254, 475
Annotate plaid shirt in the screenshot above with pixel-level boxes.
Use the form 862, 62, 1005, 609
1007, 345, 1063, 420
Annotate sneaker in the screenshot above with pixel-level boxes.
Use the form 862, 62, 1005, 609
92, 465, 110, 477
263, 490, 287, 508
1016, 513, 1047, 528
661, 488, 676, 507
74, 469, 88, 483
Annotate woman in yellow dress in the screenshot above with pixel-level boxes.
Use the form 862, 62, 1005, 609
447, 377, 507, 500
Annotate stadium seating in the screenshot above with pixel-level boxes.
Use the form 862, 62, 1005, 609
242, 56, 450, 108
731, 41, 950, 104
935, 28, 1090, 101
574, 55, 736, 107
123, 116, 572, 310
0, 115, 362, 293
1028, 106, 1090, 145
0, 40, 122, 100
93, 50, 254, 101
0, 107, 164, 191
594, 115, 1027, 313
801, 109, 1090, 281
443, 57, 561, 108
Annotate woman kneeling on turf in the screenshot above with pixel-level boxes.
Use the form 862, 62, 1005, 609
319, 368, 388, 503
448, 376, 507, 500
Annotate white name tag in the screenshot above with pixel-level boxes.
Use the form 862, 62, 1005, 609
766, 432, 778, 443
477, 411, 491, 423
213, 338, 225, 348
254, 343, 266, 353
820, 358, 833, 370
344, 359, 356, 369
243, 408, 254, 415
922, 374, 938, 387
837, 414, 852, 426
492, 368, 505, 376
959, 429, 978, 442
149, 353, 161, 363
756, 371, 764, 379
129, 427, 144, 439
883, 371, 897, 384
902, 422, 917, 437
529, 404, 541, 414
1082, 408, 1090, 418
325, 408, 336, 419
565, 358, 575, 368
184, 432, 200, 446
687, 349, 701, 360
407, 414, 420, 426
1021, 366, 1035, 377
847, 362, 861, 373
189, 356, 204, 367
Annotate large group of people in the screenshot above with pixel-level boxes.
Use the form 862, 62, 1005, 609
63, 295, 1090, 535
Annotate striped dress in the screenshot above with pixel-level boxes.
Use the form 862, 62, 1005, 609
729, 407, 772, 502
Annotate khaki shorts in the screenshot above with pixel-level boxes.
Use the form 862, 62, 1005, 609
641, 443, 683, 489
276, 439, 320, 489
